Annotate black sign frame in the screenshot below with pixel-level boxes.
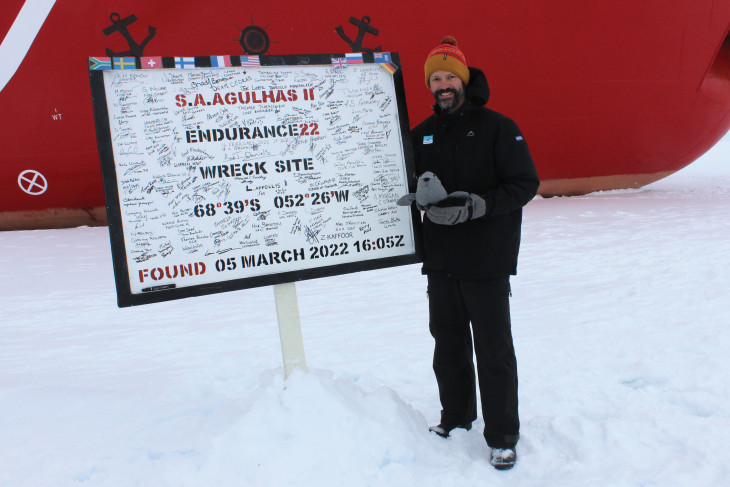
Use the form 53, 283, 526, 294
89, 53, 422, 307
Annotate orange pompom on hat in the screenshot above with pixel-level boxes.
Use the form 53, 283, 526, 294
424, 36, 470, 87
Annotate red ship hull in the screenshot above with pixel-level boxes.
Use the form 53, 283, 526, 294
2, 0, 730, 229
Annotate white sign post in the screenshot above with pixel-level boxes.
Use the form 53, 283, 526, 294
273, 282, 307, 377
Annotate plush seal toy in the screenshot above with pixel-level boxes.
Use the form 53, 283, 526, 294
396, 171, 449, 208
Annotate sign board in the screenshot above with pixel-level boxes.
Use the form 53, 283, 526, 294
89, 53, 421, 307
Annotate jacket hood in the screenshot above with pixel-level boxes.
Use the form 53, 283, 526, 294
466, 66, 490, 106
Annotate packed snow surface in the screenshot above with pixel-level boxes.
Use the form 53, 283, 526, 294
2, 138, 730, 486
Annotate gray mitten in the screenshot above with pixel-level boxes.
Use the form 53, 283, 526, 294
426, 192, 487, 225
396, 171, 448, 210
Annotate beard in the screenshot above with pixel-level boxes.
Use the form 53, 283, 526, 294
432, 86, 465, 111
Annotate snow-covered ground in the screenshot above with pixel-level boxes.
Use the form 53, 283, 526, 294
2, 137, 729, 487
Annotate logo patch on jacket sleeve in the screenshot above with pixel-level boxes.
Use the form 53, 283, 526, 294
515, 135, 524, 141
423, 135, 433, 145
467, 130, 475, 137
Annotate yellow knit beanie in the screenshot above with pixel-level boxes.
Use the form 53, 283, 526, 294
424, 36, 470, 87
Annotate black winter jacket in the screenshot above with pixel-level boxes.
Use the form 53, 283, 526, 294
411, 67, 540, 278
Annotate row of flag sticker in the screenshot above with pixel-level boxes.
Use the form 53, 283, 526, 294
330, 52, 398, 74
89, 53, 398, 74
89, 55, 262, 70
331, 52, 364, 68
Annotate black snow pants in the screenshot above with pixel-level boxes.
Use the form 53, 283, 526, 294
427, 273, 520, 449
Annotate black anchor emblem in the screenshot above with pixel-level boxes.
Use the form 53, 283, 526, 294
335, 16, 381, 53
103, 12, 156, 57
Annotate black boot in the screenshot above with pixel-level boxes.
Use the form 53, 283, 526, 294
428, 422, 472, 438
490, 448, 516, 470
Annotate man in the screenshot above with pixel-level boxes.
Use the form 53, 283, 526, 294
409, 36, 539, 470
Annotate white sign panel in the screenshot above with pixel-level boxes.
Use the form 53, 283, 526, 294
90, 54, 420, 307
